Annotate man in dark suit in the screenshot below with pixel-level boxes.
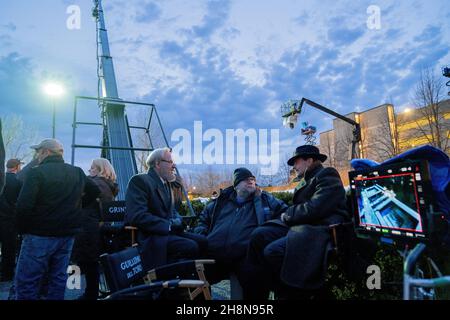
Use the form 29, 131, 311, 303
242, 145, 349, 299
0, 159, 23, 281
125, 147, 207, 270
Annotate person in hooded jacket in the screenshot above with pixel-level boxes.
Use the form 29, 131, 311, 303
72, 158, 118, 300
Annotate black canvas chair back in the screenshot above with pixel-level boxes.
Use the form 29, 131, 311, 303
100, 200, 126, 226
100, 246, 145, 293
99, 200, 131, 253
100, 247, 209, 300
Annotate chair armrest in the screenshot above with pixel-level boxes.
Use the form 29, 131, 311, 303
328, 221, 353, 229
174, 280, 205, 288
145, 259, 215, 282
105, 281, 165, 300
99, 221, 125, 232
194, 259, 215, 265
105, 280, 205, 300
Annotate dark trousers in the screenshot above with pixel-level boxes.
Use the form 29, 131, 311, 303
15, 235, 74, 300
264, 235, 288, 272
79, 261, 99, 299
203, 258, 247, 286
0, 220, 17, 280
241, 224, 289, 300
166, 232, 208, 263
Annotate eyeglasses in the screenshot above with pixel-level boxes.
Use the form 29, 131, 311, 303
160, 159, 174, 165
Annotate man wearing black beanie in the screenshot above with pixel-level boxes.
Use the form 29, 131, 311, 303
193, 167, 288, 296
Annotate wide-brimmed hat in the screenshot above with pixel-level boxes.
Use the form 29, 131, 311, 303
287, 145, 327, 166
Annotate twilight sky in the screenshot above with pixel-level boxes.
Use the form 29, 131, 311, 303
0, 0, 449, 178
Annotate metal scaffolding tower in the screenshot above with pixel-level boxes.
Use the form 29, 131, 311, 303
88, 0, 136, 199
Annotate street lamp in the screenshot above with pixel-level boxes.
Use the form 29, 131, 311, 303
43, 82, 64, 138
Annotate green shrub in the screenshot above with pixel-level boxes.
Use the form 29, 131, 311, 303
271, 191, 294, 205
179, 199, 207, 228
326, 243, 450, 300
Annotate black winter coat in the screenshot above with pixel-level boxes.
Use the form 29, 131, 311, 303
16, 155, 97, 237
194, 186, 288, 260
125, 168, 180, 269
281, 163, 349, 289
82, 176, 119, 228
0, 172, 23, 222
72, 176, 117, 263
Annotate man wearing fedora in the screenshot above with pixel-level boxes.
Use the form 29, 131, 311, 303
0, 158, 24, 281
242, 145, 349, 299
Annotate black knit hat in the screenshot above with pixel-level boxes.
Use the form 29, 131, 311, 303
233, 167, 255, 187
287, 145, 327, 166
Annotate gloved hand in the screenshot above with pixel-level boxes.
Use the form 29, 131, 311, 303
169, 218, 184, 233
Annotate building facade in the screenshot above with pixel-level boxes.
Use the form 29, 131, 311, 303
318, 99, 450, 185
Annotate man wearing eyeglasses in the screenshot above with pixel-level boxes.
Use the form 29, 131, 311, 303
125, 147, 207, 270
193, 168, 288, 294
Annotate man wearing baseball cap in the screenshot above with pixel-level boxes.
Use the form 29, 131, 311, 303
14, 138, 99, 300
243, 145, 349, 299
0, 158, 23, 281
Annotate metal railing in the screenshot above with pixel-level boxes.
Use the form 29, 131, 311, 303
403, 243, 450, 300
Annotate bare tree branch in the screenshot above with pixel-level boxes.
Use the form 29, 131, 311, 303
1, 114, 40, 162
410, 68, 449, 153
362, 110, 403, 161
320, 132, 336, 167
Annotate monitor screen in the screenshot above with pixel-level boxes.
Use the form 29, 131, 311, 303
349, 160, 433, 243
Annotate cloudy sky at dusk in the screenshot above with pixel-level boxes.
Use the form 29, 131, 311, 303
1, 0, 449, 179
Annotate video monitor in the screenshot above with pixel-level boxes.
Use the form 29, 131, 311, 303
349, 160, 434, 244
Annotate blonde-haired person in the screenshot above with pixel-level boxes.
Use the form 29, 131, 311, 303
72, 158, 119, 300
90, 158, 117, 186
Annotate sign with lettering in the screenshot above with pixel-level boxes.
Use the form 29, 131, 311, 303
101, 201, 127, 222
